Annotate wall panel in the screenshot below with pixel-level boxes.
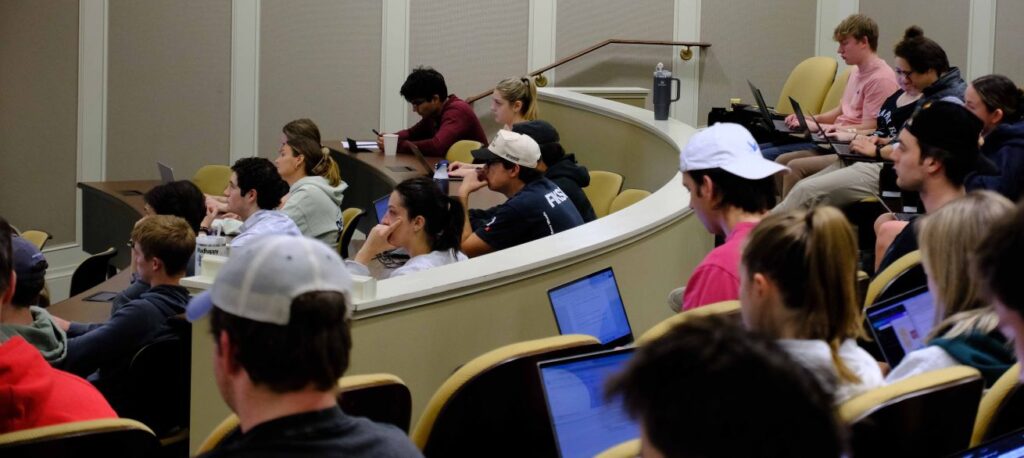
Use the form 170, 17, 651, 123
994, 0, 1024, 84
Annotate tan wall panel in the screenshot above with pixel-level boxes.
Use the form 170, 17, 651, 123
408, 0, 529, 125
698, 0, 817, 124
555, 0, 674, 111
0, 1, 79, 243
994, 1, 1024, 84
861, 0, 969, 71
106, 0, 231, 181
259, 0, 382, 157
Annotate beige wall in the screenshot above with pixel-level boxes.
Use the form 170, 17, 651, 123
861, 0, 969, 71
994, 1, 1024, 85
554, 0, 674, 111
0, 1, 79, 243
408, 0, 529, 125
697, 0, 817, 125
106, 0, 232, 181
259, 0, 382, 157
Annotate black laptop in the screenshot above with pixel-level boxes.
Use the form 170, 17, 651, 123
537, 347, 639, 458
547, 268, 634, 348
948, 427, 1024, 457
864, 286, 936, 366
748, 80, 802, 134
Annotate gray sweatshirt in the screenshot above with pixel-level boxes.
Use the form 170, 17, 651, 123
281, 176, 347, 246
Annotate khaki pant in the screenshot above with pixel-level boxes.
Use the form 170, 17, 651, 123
774, 161, 884, 212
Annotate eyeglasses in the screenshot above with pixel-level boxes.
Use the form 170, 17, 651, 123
894, 68, 914, 79
126, 240, 136, 249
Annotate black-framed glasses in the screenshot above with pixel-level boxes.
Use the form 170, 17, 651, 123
126, 240, 136, 249
894, 68, 914, 79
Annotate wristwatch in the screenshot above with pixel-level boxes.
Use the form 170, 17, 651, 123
875, 144, 884, 158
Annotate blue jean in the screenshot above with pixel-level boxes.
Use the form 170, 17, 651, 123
760, 142, 815, 161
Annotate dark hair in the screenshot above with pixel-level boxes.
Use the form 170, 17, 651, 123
144, 180, 206, 233
285, 135, 342, 187
972, 75, 1024, 124
209, 290, 351, 392
0, 217, 13, 297
231, 157, 289, 210
893, 26, 950, 75
686, 168, 776, 212
394, 177, 464, 253
606, 315, 844, 458
283, 118, 322, 144
974, 200, 1024, 316
400, 66, 448, 103
917, 140, 972, 186
539, 142, 566, 166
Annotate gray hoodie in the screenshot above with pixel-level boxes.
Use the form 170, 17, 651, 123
281, 175, 347, 246
0, 306, 68, 365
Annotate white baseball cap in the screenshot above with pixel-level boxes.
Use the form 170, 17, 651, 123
471, 129, 541, 168
186, 235, 353, 325
679, 123, 788, 179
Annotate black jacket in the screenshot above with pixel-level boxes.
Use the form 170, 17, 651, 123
545, 154, 597, 222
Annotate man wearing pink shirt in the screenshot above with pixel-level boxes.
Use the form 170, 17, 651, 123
673, 123, 788, 312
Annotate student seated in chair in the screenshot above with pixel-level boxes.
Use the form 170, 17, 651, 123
452, 130, 584, 257
347, 177, 468, 278
187, 235, 422, 457
606, 316, 845, 458
887, 191, 1015, 386
964, 74, 1024, 201
0, 235, 65, 366
874, 101, 991, 272
376, 66, 487, 158
275, 118, 347, 246
512, 120, 597, 222
52, 216, 195, 414
741, 206, 884, 403
672, 123, 785, 312
200, 157, 300, 248
0, 216, 117, 433
975, 200, 1024, 382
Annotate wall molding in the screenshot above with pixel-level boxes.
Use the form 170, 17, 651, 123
966, 0, 996, 81
380, 0, 410, 133
671, 0, 701, 126
230, 0, 260, 161
815, 0, 859, 59
528, 0, 557, 83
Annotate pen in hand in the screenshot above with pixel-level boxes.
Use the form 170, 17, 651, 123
372, 129, 381, 137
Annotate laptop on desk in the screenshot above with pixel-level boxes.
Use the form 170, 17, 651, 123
865, 286, 936, 366
547, 267, 634, 348
748, 80, 802, 134
157, 162, 174, 184
538, 347, 639, 458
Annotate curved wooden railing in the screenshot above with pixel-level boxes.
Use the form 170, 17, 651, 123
465, 38, 711, 104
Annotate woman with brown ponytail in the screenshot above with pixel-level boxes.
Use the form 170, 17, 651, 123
740, 206, 884, 403
274, 118, 347, 246
965, 74, 1024, 201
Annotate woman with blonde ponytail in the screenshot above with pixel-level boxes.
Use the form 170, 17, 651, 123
274, 118, 347, 246
492, 76, 538, 129
740, 206, 883, 403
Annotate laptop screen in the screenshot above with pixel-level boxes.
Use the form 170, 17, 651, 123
373, 194, 390, 225
547, 268, 633, 347
949, 428, 1024, 457
538, 348, 639, 458
865, 286, 935, 366
157, 162, 174, 184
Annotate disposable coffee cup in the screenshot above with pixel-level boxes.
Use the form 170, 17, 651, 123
195, 234, 228, 276
383, 133, 399, 156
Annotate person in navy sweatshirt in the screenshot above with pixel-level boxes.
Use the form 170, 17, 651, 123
965, 74, 1024, 201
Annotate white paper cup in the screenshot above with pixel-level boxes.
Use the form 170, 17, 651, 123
383, 133, 399, 156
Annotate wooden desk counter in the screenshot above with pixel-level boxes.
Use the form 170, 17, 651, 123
48, 269, 132, 324
78, 180, 158, 269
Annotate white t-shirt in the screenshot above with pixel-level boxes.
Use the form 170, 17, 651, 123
885, 345, 960, 384
346, 249, 467, 279
778, 338, 886, 404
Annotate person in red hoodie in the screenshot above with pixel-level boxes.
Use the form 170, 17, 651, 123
0, 216, 116, 433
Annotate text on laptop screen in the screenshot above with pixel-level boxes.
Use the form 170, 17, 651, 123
373, 195, 390, 224
548, 268, 632, 345
866, 289, 935, 364
539, 350, 638, 458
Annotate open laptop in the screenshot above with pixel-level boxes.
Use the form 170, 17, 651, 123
538, 348, 639, 458
748, 80, 801, 134
547, 268, 634, 348
865, 286, 936, 366
157, 162, 174, 184
405, 143, 434, 177
948, 427, 1024, 457
372, 193, 390, 225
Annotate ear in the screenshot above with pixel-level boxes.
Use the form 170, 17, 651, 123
150, 256, 165, 274
412, 215, 426, 231
432, 94, 442, 104
922, 156, 942, 175
992, 108, 1005, 125
216, 330, 242, 375
511, 100, 523, 113
751, 272, 771, 301
244, 189, 258, 204
698, 174, 717, 202
508, 164, 522, 179
1, 271, 16, 305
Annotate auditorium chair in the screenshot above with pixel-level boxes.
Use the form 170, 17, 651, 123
774, 56, 838, 115
608, 189, 651, 214
972, 363, 1024, 446
820, 66, 852, 113
197, 373, 413, 454
584, 171, 624, 218
840, 365, 984, 457
410, 334, 602, 457
68, 247, 118, 297
637, 300, 741, 345
0, 418, 159, 455
446, 140, 482, 164
863, 250, 925, 309
191, 165, 232, 196
596, 438, 641, 458
339, 207, 365, 259
19, 230, 52, 250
